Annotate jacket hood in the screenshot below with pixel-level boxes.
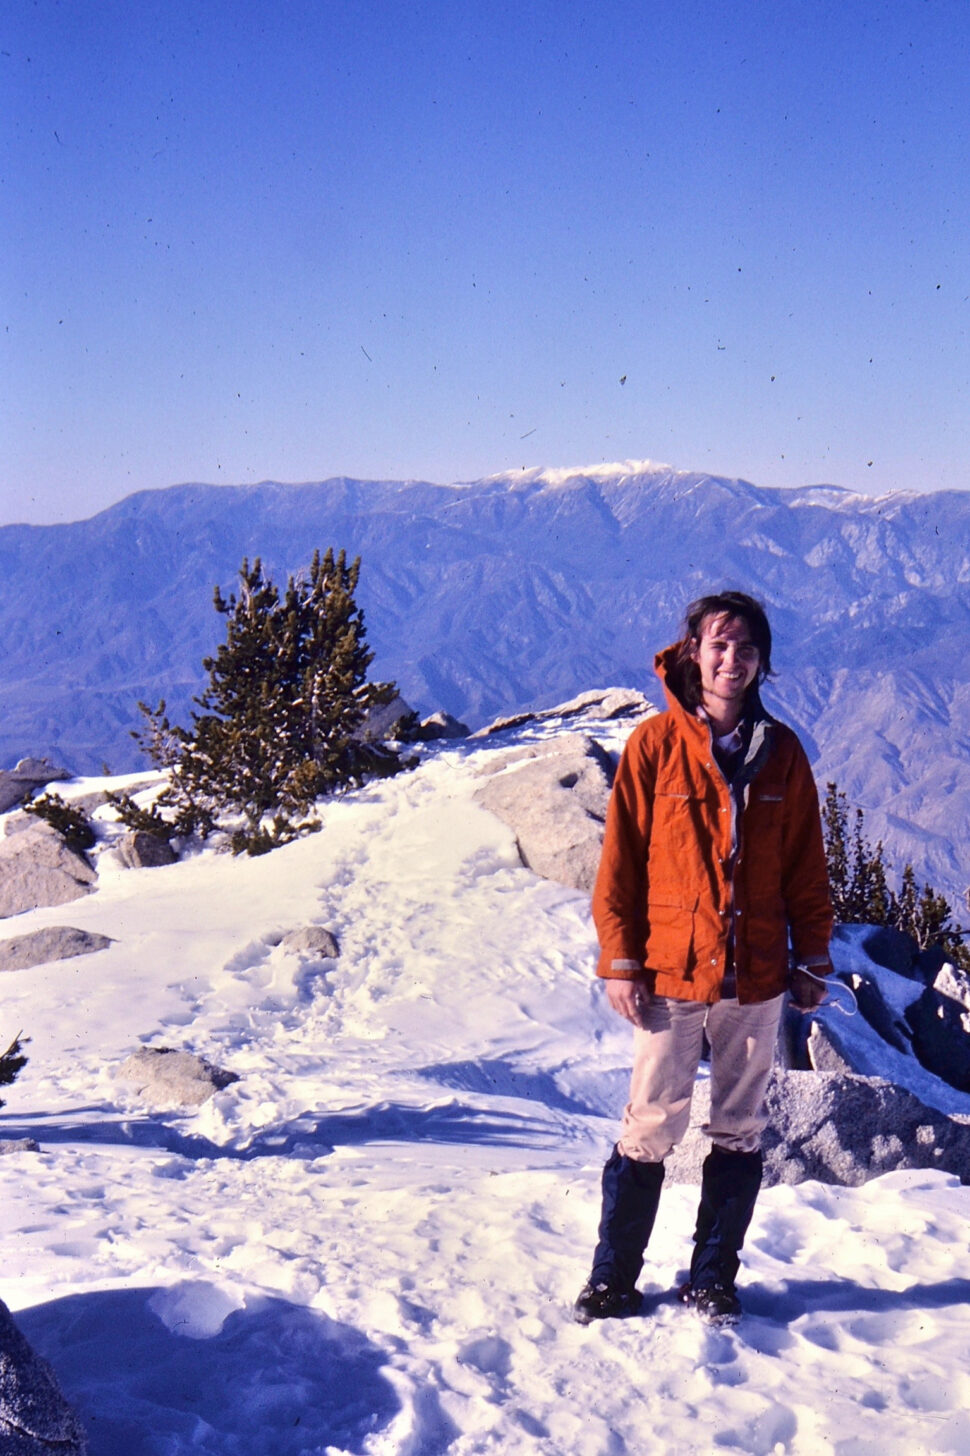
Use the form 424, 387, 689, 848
654, 643, 681, 696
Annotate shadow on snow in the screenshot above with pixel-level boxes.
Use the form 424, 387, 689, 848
16, 1286, 421, 1456
742, 1274, 970, 1322
630, 1276, 970, 1330
412, 1056, 608, 1117
1, 1096, 561, 1162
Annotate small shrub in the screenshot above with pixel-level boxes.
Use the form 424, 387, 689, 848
106, 791, 181, 843
0, 1033, 28, 1108
23, 792, 95, 856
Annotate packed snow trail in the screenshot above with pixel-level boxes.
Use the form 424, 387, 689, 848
1, 713, 969, 1454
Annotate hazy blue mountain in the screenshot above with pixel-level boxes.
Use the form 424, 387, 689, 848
2, 462, 967, 897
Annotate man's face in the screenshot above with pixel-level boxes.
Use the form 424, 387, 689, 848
690, 614, 761, 710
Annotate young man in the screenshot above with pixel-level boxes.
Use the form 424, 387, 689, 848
575, 591, 832, 1325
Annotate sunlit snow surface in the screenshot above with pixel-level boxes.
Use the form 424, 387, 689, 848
1, 708, 969, 1456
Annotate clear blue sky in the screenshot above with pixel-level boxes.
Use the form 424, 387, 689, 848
4, 0, 969, 524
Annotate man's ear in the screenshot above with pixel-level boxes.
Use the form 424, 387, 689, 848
688, 637, 700, 662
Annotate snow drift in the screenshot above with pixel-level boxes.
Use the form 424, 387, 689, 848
0, 698, 969, 1454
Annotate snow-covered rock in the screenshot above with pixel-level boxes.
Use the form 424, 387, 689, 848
473, 686, 651, 739
473, 732, 614, 892
792, 925, 970, 1117
665, 1068, 970, 1187
0, 927, 112, 973
116, 830, 178, 869
116, 1048, 239, 1108
279, 925, 340, 959
0, 1139, 39, 1156
0, 820, 96, 919
414, 710, 470, 740
762, 1070, 970, 1187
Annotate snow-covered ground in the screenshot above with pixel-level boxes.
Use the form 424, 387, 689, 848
2, 708, 969, 1456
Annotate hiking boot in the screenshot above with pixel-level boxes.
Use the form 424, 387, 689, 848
573, 1279, 641, 1325
679, 1280, 742, 1326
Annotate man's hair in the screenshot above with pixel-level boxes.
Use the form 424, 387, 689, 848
667, 590, 773, 710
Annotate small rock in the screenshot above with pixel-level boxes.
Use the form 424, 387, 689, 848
858, 924, 921, 979
415, 712, 470, 741
471, 708, 535, 738
936, 962, 970, 1013
906, 983, 970, 1092
355, 695, 414, 742
0, 758, 71, 815
117, 830, 178, 869
116, 1047, 239, 1108
806, 1019, 859, 1076
0, 1296, 87, 1453
0, 927, 113, 973
280, 927, 340, 959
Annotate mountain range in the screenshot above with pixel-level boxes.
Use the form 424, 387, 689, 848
2, 460, 967, 898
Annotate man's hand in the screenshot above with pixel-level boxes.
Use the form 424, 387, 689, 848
790, 962, 830, 1013
606, 979, 649, 1027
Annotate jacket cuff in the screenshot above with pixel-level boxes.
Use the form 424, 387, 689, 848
791, 945, 831, 966
597, 958, 643, 980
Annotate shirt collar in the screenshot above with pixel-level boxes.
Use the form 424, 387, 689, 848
696, 705, 745, 755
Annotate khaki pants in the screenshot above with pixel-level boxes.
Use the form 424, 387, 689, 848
617, 993, 784, 1163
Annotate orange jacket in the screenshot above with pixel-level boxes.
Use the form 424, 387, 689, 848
592, 648, 833, 1004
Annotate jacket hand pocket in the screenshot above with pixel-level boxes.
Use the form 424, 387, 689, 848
645, 894, 698, 972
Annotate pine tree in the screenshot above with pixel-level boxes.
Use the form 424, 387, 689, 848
891, 864, 920, 941
822, 781, 970, 970
864, 845, 891, 926
891, 873, 964, 960
129, 549, 407, 853
822, 783, 850, 919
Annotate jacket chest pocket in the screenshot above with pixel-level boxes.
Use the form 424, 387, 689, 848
747, 788, 784, 818
743, 789, 786, 853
